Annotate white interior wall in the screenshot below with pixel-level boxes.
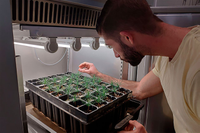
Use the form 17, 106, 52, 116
71, 46, 121, 79
14, 45, 68, 83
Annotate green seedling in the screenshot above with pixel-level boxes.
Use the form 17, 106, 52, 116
86, 100, 91, 107
84, 82, 89, 89
62, 75, 67, 83
42, 78, 49, 85
46, 84, 53, 92
75, 71, 81, 77
85, 91, 91, 99
75, 80, 79, 86
64, 88, 70, 95
69, 78, 73, 85
97, 78, 101, 84
92, 77, 96, 84
64, 85, 72, 94
76, 77, 79, 83
73, 95, 77, 103
96, 95, 101, 104
112, 86, 117, 93
55, 86, 60, 93
96, 86, 100, 93
116, 83, 120, 88
101, 86, 108, 93
110, 81, 114, 88
71, 73, 75, 79
83, 77, 89, 82
86, 100, 92, 112
59, 80, 64, 87
75, 85, 79, 92
101, 90, 106, 99
52, 77, 57, 84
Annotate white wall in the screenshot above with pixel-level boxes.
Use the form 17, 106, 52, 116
71, 46, 121, 79
14, 45, 68, 83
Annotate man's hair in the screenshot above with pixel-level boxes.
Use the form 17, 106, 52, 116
96, 0, 162, 40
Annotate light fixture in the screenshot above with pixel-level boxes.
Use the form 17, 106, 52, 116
81, 44, 90, 47
14, 37, 106, 52
57, 43, 71, 48
100, 43, 106, 47
14, 39, 45, 49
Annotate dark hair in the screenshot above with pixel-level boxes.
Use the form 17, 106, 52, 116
96, 0, 162, 40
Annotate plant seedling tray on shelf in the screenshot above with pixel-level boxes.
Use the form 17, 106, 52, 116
26, 72, 132, 124
26, 72, 143, 133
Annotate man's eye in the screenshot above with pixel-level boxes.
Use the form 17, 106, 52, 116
106, 45, 112, 49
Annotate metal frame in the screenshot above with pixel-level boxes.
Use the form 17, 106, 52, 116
16, 55, 28, 133
151, 6, 200, 13
11, 0, 101, 29
0, 0, 24, 132
21, 25, 99, 37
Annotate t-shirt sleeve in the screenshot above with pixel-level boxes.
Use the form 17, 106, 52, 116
152, 56, 161, 77
188, 71, 200, 119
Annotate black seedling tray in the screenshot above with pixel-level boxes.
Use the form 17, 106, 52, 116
26, 72, 142, 132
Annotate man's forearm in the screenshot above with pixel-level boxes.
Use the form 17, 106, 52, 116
95, 71, 163, 100
96, 72, 140, 98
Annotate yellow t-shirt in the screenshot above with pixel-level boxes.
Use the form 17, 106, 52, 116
152, 26, 200, 133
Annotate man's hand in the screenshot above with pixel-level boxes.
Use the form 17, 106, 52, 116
119, 120, 147, 133
78, 62, 100, 77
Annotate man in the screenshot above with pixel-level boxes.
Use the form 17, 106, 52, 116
79, 0, 200, 133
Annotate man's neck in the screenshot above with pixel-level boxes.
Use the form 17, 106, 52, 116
148, 23, 191, 59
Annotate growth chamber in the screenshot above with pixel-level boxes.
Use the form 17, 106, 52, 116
1, 0, 200, 133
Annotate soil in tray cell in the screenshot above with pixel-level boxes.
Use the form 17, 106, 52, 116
52, 92, 65, 97
90, 85, 101, 90
28, 79, 39, 83
79, 105, 97, 113
69, 100, 84, 107
109, 92, 123, 98
39, 85, 48, 90
71, 91, 85, 97
118, 88, 128, 94
99, 82, 109, 87
45, 89, 54, 93
60, 85, 67, 90
50, 82, 60, 87
59, 94, 73, 102
33, 81, 42, 86
92, 91, 101, 97
78, 81, 85, 85
72, 85, 84, 91
48, 75, 57, 78
92, 101, 107, 108
82, 88, 93, 93
103, 95, 116, 102
57, 74, 65, 76
81, 96, 95, 102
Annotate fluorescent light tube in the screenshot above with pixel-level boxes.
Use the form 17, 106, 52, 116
57, 43, 71, 48
100, 43, 106, 47
14, 42, 45, 49
82, 44, 90, 47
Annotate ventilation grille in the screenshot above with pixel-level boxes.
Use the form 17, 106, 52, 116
11, 0, 101, 28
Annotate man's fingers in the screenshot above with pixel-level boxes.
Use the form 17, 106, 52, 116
78, 68, 90, 74
126, 124, 134, 131
129, 120, 141, 128
79, 62, 91, 69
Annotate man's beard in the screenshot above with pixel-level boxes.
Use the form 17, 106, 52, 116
120, 40, 144, 66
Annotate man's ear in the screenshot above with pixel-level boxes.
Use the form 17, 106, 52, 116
120, 31, 134, 46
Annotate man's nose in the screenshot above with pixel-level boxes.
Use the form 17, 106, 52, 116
113, 49, 120, 58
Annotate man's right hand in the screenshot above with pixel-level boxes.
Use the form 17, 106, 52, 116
119, 120, 147, 133
78, 62, 100, 77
